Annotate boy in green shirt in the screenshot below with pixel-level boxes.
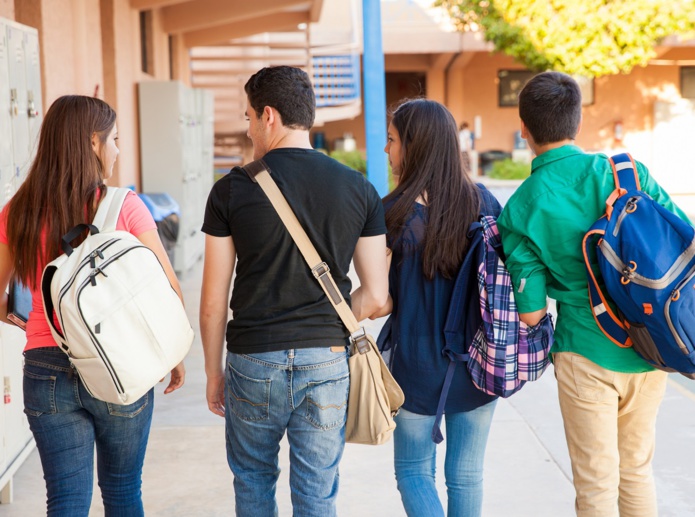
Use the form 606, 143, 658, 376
498, 72, 688, 517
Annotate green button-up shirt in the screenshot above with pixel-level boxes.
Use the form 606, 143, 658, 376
498, 145, 690, 373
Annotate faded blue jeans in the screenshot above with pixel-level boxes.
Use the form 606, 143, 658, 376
394, 402, 497, 517
225, 347, 349, 517
23, 347, 154, 516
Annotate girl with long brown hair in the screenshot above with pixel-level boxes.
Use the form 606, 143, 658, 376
0, 95, 185, 515
376, 99, 501, 516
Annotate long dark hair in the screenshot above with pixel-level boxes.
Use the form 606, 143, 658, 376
383, 99, 480, 280
6, 95, 114, 288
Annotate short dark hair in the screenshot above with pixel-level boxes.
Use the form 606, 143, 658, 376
244, 66, 315, 130
518, 72, 582, 145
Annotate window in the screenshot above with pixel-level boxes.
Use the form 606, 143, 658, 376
575, 75, 595, 106
681, 67, 695, 99
140, 11, 153, 75
498, 70, 595, 107
498, 70, 534, 107
168, 35, 174, 80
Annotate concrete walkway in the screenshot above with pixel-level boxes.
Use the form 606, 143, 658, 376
2, 257, 695, 516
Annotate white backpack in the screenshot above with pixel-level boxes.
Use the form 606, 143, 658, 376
41, 187, 194, 405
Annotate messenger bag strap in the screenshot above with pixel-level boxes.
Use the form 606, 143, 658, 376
242, 159, 369, 351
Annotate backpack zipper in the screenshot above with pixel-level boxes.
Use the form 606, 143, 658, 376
599, 238, 695, 290
55, 239, 122, 345
664, 264, 695, 355
612, 197, 639, 237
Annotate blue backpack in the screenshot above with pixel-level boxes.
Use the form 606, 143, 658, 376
583, 153, 695, 378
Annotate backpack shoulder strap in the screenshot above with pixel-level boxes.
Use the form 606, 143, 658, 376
609, 153, 640, 192
582, 228, 633, 348
92, 187, 130, 232
431, 219, 485, 443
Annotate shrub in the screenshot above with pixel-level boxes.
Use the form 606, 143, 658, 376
488, 159, 531, 180
330, 149, 398, 192
329, 150, 367, 175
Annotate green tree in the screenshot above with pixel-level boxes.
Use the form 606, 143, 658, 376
437, 0, 695, 77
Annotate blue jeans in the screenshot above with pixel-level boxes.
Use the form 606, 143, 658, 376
22, 347, 154, 517
225, 347, 349, 517
394, 402, 497, 517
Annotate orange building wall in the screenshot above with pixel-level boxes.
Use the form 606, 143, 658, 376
319, 48, 695, 165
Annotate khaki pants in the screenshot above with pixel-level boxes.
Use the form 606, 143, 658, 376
553, 352, 667, 517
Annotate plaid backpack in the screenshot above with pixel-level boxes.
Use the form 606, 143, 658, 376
432, 215, 554, 442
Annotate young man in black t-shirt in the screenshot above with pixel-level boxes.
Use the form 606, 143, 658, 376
200, 66, 388, 517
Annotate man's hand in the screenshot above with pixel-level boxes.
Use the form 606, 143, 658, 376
206, 372, 226, 417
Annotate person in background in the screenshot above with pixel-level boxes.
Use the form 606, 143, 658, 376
373, 99, 500, 517
0, 95, 185, 516
458, 121, 473, 172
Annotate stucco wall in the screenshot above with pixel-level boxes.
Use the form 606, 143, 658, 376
11, 0, 176, 189
319, 48, 695, 175
0, 0, 13, 19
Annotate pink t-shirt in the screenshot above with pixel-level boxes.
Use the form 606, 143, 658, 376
0, 191, 158, 351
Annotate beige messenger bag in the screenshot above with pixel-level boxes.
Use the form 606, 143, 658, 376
242, 159, 404, 445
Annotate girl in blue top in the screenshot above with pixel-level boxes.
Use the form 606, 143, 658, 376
374, 99, 500, 516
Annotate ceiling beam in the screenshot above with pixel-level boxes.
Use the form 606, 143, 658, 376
191, 53, 307, 61
183, 11, 309, 47
163, 0, 310, 33
129, 0, 189, 9
309, 0, 324, 22
430, 52, 454, 69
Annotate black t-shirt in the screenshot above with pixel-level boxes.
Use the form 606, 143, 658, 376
202, 148, 386, 354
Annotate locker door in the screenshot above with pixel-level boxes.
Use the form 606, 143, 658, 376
0, 21, 14, 208
6, 24, 29, 197
22, 27, 42, 187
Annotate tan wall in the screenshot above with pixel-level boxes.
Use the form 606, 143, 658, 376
15, 1, 104, 109
12, 0, 175, 189
321, 49, 695, 164
455, 52, 694, 156
0, 0, 13, 19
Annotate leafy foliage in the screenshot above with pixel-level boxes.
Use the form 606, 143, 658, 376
488, 158, 531, 180
330, 150, 397, 191
329, 150, 367, 174
436, 0, 695, 77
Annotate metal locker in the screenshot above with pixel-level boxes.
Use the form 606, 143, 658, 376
0, 20, 13, 207
138, 81, 214, 274
22, 27, 42, 187
6, 23, 29, 198
0, 18, 41, 504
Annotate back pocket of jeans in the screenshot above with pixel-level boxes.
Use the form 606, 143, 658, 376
305, 374, 349, 430
227, 365, 270, 422
23, 369, 57, 417
107, 389, 151, 418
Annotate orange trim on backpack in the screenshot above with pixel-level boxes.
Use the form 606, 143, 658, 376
582, 229, 633, 348
605, 188, 627, 221
643, 303, 653, 315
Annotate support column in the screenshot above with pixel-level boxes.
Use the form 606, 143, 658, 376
426, 67, 445, 104
0, 0, 14, 19
362, 0, 388, 196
